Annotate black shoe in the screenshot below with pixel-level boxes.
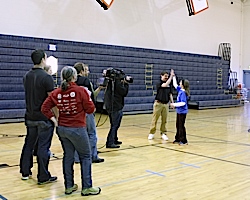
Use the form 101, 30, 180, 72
179, 142, 188, 145
106, 144, 120, 148
115, 141, 122, 145
38, 176, 57, 185
173, 140, 180, 144
92, 158, 105, 163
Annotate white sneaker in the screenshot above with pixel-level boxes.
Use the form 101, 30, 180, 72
21, 176, 29, 180
21, 174, 32, 180
148, 134, 154, 140
161, 134, 169, 141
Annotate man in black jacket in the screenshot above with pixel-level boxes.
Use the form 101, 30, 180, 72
104, 74, 129, 148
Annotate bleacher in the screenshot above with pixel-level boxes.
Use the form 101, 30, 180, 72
0, 34, 241, 122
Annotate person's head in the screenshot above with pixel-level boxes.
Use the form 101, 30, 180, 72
44, 65, 52, 75
180, 79, 190, 96
31, 49, 47, 67
60, 66, 77, 91
160, 71, 169, 81
73, 62, 89, 77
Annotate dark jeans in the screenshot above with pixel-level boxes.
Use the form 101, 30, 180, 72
175, 113, 188, 143
56, 126, 92, 189
19, 120, 54, 182
74, 113, 99, 162
106, 110, 123, 146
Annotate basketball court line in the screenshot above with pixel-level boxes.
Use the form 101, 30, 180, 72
43, 144, 250, 200
154, 145, 250, 167
2, 139, 250, 169
0, 194, 7, 200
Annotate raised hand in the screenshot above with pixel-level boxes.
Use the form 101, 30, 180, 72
170, 69, 175, 76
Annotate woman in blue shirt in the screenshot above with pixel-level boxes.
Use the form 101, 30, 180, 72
170, 76, 190, 145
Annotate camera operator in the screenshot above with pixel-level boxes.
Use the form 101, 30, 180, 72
104, 70, 129, 148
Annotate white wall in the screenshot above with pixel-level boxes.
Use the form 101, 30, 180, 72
0, 0, 247, 81
242, 1, 250, 73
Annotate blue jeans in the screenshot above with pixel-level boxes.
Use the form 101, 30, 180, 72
74, 113, 98, 162
106, 110, 123, 146
19, 120, 54, 182
56, 126, 92, 189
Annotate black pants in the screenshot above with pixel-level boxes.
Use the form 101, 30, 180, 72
175, 113, 188, 143
106, 110, 123, 146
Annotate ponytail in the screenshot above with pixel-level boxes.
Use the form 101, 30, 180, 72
60, 66, 77, 91
61, 79, 69, 91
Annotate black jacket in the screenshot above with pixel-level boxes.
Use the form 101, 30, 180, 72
104, 79, 129, 113
75, 75, 96, 104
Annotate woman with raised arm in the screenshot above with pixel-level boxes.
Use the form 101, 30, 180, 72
170, 75, 190, 145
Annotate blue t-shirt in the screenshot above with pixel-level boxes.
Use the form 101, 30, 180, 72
176, 86, 188, 114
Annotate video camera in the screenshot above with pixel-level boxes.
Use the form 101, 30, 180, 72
100, 68, 133, 86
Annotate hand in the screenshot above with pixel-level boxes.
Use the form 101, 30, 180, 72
170, 69, 175, 76
170, 103, 175, 109
51, 116, 58, 127
121, 79, 129, 84
98, 86, 106, 90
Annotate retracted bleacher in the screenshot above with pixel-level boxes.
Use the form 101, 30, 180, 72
0, 34, 241, 122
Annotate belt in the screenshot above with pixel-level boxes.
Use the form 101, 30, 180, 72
155, 100, 168, 104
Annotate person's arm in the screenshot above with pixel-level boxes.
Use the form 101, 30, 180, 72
52, 107, 59, 121
82, 78, 92, 94
50, 116, 58, 127
161, 69, 175, 87
116, 80, 129, 97
169, 93, 174, 103
170, 93, 186, 108
172, 76, 178, 89
42, 93, 58, 127
172, 101, 186, 107
81, 88, 96, 114
47, 91, 59, 120
93, 86, 105, 98
45, 73, 58, 120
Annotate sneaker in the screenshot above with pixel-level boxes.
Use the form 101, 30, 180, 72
115, 140, 122, 145
106, 144, 120, 148
148, 134, 154, 140
21, 176, 29, 180
81, 187, 101, 196
65, 184, 78, 195
92, 158, 105, 163
38, 176, 57, 185
21, 172, 32, 180
21, 175, 31, 180
161, 134, 169, 141
179, 142, 188, 145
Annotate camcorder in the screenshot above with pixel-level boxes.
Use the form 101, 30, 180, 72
100, 68, 133, 87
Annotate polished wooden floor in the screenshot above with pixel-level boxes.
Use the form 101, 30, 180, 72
1, 104, 250, 200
